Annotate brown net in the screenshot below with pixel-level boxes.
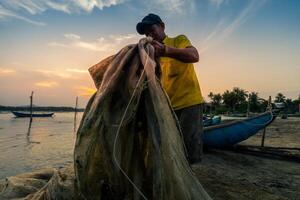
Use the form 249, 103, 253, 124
74, 38, 211, 200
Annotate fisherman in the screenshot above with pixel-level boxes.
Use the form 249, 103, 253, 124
136, 13, 205, 164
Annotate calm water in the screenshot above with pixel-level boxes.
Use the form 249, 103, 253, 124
0, 112, 83, 179
0, 112, 247, 179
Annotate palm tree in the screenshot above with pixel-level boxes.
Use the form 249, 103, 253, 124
208, 92, 222, 107
222, 90, 238, 112
232, 87, 247, 105
248, 92, 260, 112
275, 93, 286, 103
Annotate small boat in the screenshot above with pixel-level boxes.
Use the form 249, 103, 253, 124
202, 112, 275, 148
12, 111, 54, 118
211, 116, 221, 125
203, 117, 212, 127
203, 115, 221, 127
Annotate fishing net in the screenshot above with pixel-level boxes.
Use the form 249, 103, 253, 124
73, 38, 211, 199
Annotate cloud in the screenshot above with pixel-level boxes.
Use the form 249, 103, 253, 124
143, 0, 195, 14
48, 42, 69, 48
48, 33, 140, 52
34, 68, 90, 79
200, 0, 268, 54
35, 81, 58, 88
0, 5, 45, 26
0, 0, 125, 25
75, 86, 96, 96
0, 0, 125, 14
0, 68, 15, 75
209, 0, 225, 8
64, 33, 81, 40
66, 68, 88, 73
34, 69, 72, 79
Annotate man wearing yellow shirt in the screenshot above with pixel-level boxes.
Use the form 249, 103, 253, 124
136, 14, 204, 164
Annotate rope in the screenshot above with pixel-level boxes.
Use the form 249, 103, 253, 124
112, 45, 150, 200
111, 39, 194, 199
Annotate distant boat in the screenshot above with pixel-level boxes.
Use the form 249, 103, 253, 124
202, 112, 275, 148
11, 111, 54, 118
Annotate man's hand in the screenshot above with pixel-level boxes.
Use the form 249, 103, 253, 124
151, 40, 199, 63
151, 40, 166, 57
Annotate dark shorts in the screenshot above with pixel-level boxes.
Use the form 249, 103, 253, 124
175, 104, 203, 164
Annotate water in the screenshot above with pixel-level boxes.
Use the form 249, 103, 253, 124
0, 112, 83, 179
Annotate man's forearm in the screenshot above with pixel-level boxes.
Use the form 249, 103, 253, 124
164, 46, 199, 63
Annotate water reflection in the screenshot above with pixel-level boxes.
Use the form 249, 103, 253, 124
0, 112, 83, 179
27, 118, 32, 136
26, 118, 41, 145
74, 112, 77, 133
26, 117, 32, 145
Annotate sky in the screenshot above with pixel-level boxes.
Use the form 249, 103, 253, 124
0, 0, 299, 107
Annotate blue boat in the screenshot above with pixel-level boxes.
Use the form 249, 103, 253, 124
202, 112, 275, 148
203, 117, 212, 127
211, 116, 221, 125
12, 111, 54, 118
203, 115, 221, 127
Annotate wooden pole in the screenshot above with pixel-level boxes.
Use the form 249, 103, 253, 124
261, 96, 271, 147
74, 96, 78, 132
27, 91, 34, 137
29, 91, 34, 122
267, 96, 272, 112
247, 96, 250, 117
261, 128, 266, 147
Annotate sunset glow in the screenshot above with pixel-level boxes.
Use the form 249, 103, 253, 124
0, 0, 299, 107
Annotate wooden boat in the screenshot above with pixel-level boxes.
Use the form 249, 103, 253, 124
211, 116, 221, 125
203, 117, 212, 127
203, 116, 221, 127
12, 111, 54, 118
202, 112, 275, 148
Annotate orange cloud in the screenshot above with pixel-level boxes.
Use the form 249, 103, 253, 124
0, 68, 15, 75
66, 68, 88, 73
35, 81, 59, 88
76, 86, 96, 96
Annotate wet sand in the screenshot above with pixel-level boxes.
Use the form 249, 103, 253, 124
194, 117, 300, 200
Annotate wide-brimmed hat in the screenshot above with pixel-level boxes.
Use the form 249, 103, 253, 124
136, 13, 163, 35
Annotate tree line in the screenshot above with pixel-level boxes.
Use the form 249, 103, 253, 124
206, 87, 300, 115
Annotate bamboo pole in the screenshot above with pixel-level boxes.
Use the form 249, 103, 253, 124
74, 96, 78, 132
261, 96, 271, 147
247, 96, 250, 117
27, 91, 34, 137
29, 91, 34, 122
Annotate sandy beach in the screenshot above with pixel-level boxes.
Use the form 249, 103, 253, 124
1, 117, 299, 199
194, 117, 300, 200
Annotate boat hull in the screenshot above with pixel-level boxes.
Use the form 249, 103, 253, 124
12, 111, 54, 118
202, 112, 275, 148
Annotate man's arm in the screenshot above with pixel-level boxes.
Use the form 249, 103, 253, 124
152, 40, 199, 63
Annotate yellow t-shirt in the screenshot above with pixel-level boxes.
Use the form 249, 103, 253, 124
160, 35, 204, 110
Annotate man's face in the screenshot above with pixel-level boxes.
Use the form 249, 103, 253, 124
144, 23, 165, 42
